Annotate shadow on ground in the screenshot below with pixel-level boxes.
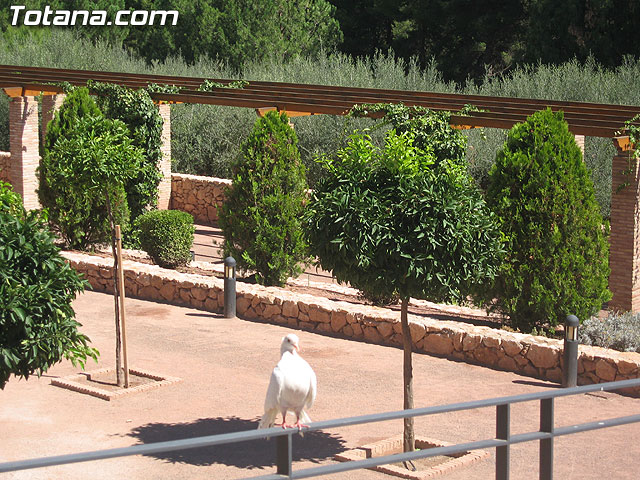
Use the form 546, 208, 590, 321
126, 416, 347, 470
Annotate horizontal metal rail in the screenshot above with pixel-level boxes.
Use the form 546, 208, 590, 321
1, 378, 639, 479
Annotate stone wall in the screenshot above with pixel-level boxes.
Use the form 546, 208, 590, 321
63, 251, 640, 394
0, 151, 10, 182
170, 173, 229, 224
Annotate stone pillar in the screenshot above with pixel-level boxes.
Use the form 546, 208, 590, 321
574, 134, 585, 158
157, 103, 172, 210
609, 139, 640, 312
41, 94, 65, 148
9, 96, 40, 210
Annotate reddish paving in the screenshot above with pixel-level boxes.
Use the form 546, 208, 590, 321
1, 290, 639, 479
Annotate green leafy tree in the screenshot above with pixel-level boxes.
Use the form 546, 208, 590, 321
125, 0, 342, 69
481, 108, 610, 332
0, 181, 98, 389
0, 0, 129, 45
219, 111, 308, 286
305, 128, 503, 452
43, 114, 145, 386
39, 88, 129, 249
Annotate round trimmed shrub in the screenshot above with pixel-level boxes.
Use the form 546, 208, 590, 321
218, 111, 308, 286
137, 210, 195, 269
481, 108, 611, 332
0, 182, 98, 389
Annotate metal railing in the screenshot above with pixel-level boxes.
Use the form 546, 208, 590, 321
1, 378, 639, 479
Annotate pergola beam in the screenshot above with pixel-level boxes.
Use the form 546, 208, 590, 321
0, 64, 639, 138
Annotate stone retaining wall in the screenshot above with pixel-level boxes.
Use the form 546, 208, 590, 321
63, 251, 640, 395
0, 151, 11, 182
170, 173, 229, 224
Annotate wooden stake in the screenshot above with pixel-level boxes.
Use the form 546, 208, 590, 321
115, 225, 130, 388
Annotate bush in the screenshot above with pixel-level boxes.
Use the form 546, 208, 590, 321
218, 111, 308, 286
39, 110, 142, 250
579, 312, 640, 353
42, 87, 101, 152
0, 182, 98, 389
137, 210, 195, 269
481, 108, 611, 332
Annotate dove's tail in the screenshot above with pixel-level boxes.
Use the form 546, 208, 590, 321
258, 408, 278, 429
299, 410, 311, 425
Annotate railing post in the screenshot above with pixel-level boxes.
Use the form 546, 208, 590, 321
496, 403, 510, 480
224, 256, 236, 318
276, 434, 292, 476
540, 398, 554, 480
562, 315, 579, 388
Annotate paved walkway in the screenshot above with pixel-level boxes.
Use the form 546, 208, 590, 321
1, 291, 639, 479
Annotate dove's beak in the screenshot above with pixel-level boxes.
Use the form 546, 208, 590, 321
294, 344, 300, 352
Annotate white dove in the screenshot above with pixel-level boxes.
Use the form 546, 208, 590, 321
258, 333, 317, 431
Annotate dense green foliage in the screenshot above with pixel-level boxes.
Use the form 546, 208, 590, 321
331, 0, 640, 83
39, 110, 144, 249
0, 179, 22, 214
42, 86, 101, 151
124, 0, 342, 69
0, 0, 340, 72
137, 210, 195, 269
481, 109, 611, 332
0, 181, 98, 389
88, 81, 163, 221
4, 1, 638, 84
219, 111, 308, 286
0, 31, 638, 217
349, 103, 469, 167
305, 128, 503, 303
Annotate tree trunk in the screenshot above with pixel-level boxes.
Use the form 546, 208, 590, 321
105, 189, 124, 387
400, 296, 414, 453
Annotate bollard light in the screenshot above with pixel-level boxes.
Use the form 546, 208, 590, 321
565, 316, 579, 341
224, 256, 237, 318
224, 256, 236, 279
562, 315, 580, 388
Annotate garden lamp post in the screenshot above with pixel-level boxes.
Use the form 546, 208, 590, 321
563, 315, 579, 387
224, 256, 236, 318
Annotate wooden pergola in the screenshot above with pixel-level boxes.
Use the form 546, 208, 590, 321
1, 64, 639, 313
0, 64, 638, 138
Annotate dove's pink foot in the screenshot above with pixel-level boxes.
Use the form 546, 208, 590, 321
294, 420, 309, 430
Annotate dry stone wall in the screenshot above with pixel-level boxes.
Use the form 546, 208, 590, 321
63, 251, 640, 395
170, 173, 229, 224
